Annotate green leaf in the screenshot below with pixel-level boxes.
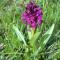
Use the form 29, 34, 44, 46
40, 23, 55, 49
28, 28, 33, 40
33, 24, 55, 56
13, 25, 27, 46
30, 31, 41, 46
43, 23, 55, 45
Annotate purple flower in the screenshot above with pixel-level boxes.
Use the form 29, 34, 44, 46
21, 2, 43, 29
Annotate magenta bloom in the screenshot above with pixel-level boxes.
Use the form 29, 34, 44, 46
21, 2, 43, 29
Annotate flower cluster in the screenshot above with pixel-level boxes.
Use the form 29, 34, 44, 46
21, 2, 43, 29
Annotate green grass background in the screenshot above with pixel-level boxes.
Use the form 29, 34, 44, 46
0, 0, 60, 60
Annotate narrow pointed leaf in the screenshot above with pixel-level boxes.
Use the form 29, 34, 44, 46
13, 25, 27, 46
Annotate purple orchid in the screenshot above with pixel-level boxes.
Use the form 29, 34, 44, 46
21, 2, 43, 29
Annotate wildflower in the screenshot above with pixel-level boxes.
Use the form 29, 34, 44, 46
21, 2, 43, 29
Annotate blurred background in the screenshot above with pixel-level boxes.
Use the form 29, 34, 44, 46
0, 0, 60, 60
